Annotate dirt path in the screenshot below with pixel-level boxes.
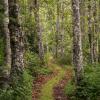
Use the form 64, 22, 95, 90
39, 66, 65, 100
32, 68, 57, 100
53, 68, 73, 100
32, 64, 72, 100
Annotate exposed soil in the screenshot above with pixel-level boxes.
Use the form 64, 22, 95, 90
32, 69, 59, 100
53, 68, 73, 100
32, 65, 73, 100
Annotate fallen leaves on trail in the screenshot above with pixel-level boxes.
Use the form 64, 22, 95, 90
32, 75, 51, 100
53, 68, 73, 100
32, 69, 59, 100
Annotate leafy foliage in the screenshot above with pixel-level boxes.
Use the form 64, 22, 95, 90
0, 70, 33, 100
75, 65, 100, 100
64, 65, 100, 100
25, 51, 52, 76
64, 80, 75, 96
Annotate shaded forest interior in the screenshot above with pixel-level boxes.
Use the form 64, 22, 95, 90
0, 0, 100, 100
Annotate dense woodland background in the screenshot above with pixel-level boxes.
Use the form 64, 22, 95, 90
0, 0, 100, 100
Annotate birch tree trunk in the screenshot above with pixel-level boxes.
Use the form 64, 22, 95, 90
8, 0, 24, 85
88, 0, 94, 64
33, 0, 44, 64
72, 0, 84, 85
0, 0, 11, 89
93, 0, 98, 63
55, 0, 60, 58
60, 2, 65, 57
80, 0, 85, 36
98, 0, 100, 62
4, 0, 11, 73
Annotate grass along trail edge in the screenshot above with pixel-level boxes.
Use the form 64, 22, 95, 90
39, 65, 66, 100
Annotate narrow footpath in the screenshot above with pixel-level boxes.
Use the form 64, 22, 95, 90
33, 64, 72, 100
39, 65, 65, 100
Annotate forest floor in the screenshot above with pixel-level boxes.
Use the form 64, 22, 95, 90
32, 59, 73, 100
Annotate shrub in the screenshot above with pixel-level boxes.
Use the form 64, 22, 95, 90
57, 53, 72, 65
0, 70, 33, 100
25, 51, 41, 68
75, 64, 100, 100
64, 80, 75, 96
25, 51, 41, 76
36, 67, 52, 75
25, 51, 52, 76
0, 89, 14, 100
65, 65, 100, 100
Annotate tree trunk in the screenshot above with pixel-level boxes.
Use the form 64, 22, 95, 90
0, 0, 11, 89
88, 0, 94, 64
80, 0, 85, 36
60, 2, 65, 57
33, 0, 44, 64
55, 0, 60, 58
93, 0, 98, 63
8, 0, 24, 85
98, 0, 100, 62
72, 0, 84, 85
4, 0, 11, 73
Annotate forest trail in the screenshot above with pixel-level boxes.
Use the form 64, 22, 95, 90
39, 64, 72, 100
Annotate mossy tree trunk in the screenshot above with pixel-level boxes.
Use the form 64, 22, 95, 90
8, 0, 25, 86
33, 0, 44, 64
72, 0, 84, 85
0, 0, 11, 89
87, 0, 94, 64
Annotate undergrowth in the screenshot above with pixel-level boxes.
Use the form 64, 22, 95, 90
64, 64, 100, 100
0, 70, 33, 100
0, 51, 52, 100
